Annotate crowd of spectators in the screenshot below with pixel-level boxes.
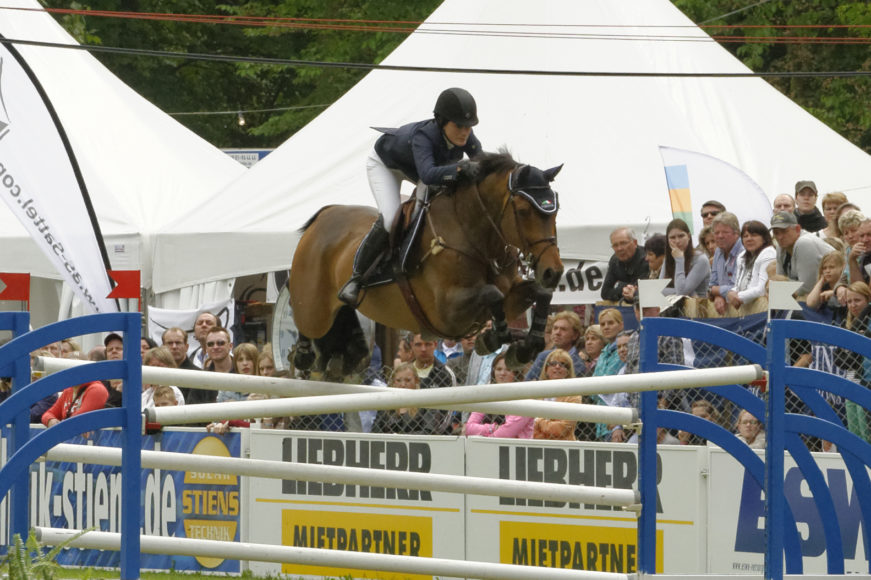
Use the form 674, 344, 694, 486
2, 180, 867, 450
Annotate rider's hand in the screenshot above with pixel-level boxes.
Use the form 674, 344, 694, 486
457, 160, 480, 180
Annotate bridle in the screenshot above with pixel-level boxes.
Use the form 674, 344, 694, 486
476, 164, 559, 278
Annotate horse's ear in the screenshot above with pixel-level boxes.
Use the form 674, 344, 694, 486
543, 164, 563, 182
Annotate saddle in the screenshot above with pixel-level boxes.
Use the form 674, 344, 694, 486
360, 184, 441, 288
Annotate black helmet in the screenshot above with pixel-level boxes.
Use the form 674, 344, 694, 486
434, 87, 478, 127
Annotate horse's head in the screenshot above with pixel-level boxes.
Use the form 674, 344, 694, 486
473, 153, 564, 289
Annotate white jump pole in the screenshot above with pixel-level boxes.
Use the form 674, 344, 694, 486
40, 356, 637, 426
148, 364, 764, 426
44, 443, 637, 507
36, 527, 631, 580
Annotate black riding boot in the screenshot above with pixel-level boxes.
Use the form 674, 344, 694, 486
338, 216, 390, 306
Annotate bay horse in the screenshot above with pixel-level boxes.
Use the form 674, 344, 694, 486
288, 150, 564, 376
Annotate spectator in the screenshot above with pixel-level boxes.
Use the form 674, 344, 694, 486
435, 339, 463, 364
594, 330, 632, 442
370, 363, 443, 435
821, 191, 849, 240
644, 234, 667, 279
42, 380, 108, 428
258, 350, 276, 377
190, 311, 219, 368
794, 180, 827, 234
411, 334, 455, 389
697, 226, 716, 264
773, 194, 796, 214
447, 333, 477, 385
463, 352, 533, 439
60, 339, 81, 358
700, 200, 726, 227
849, 218, 871, 285
525, 311, 585, 380
735, 410, 765, 449
141, 347, 185, 409
709, 212, 743, 315
140, 337, 158, 359
677, 399, 720, 446
162, 327, 198, 371
393, 333, 413, 368
153, 385, 179, 408
601, 227, 649, 303
835, 203, 862, 238
88, 346, 106, 361
44, 341, 62, 358
770, 211, 832, 296
216, 342, 259, 403
103, 333, 125, 408
533, 349, 580, 441
837, 281, 871, 442
592, 308, 624, 377
661, 218, 711, 297
807, 251, 848, 312
191, 327, 228, 407
727, 220, 777, 314
578, 324, 605, 376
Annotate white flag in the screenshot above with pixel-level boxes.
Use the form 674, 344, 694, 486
659, 146, 772, 237
0, 39, 116, 313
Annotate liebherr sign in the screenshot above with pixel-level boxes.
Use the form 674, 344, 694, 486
0, 38, 115, 313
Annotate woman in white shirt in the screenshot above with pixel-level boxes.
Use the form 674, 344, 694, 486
727, 220, 777, 312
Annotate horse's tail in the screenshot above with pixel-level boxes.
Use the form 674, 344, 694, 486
300, 205, 337, 233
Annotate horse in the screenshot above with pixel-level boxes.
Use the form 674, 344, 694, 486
288, 150, 564, 377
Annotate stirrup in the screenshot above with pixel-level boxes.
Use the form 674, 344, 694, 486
338, 277, 362, 306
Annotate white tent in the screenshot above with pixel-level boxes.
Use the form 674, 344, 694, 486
0, 0, 246, 323
152, 0, 871, 294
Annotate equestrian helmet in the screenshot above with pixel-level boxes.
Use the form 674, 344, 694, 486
434, 88, 478, 127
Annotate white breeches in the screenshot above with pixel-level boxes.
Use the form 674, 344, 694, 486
367, 147, 406, 231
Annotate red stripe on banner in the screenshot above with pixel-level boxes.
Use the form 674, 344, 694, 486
0, 272, 30, 302
107, 270, 140, 299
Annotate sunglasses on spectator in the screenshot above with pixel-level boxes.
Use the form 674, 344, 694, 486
547, 361, 570, 369
206, 340, 227, 347
701, 210, 721, 218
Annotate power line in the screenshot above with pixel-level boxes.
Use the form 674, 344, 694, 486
169, 104, 330, 116
700, 0, 776, 25
2, 37, 871, 79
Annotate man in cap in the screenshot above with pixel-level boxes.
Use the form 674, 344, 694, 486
794, 180, 827, 234
770, 211, 832, 295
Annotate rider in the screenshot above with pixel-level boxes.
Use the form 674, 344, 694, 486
338, 87, 484, 305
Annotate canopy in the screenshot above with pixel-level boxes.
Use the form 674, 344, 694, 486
0, 0, 247, 292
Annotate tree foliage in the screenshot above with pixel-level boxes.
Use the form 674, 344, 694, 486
43, 0, 439, 147
42, 1, 870, 153
673, 0, 871, 153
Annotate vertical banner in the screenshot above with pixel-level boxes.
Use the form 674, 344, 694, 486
0, 39, 116, 313
659, 146, 772, 237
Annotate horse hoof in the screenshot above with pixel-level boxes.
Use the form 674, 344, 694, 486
292, 347, 316, 371
474, 330, 500, 355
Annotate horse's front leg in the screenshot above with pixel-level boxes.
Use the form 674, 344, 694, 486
505, 286, 552, 368
474, 285, 512, 355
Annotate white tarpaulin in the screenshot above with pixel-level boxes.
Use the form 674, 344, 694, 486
0, 1, 246, 294
152, 0, 871, 294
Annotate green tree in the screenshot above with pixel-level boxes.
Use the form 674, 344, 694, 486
44, 0, 439, 147
673, 0, 871, 153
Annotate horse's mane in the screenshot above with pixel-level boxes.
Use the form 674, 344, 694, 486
477, 149, 517, 176
449, 149, 516, 192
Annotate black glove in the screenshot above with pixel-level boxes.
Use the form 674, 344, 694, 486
457, 159, 480, 180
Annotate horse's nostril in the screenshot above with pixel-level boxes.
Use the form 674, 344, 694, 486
541, 268, 562, 289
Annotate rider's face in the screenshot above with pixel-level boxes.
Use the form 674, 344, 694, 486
443, 121, 472, 147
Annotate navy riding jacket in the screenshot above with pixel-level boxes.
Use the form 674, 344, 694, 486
374, 119, 482, 185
